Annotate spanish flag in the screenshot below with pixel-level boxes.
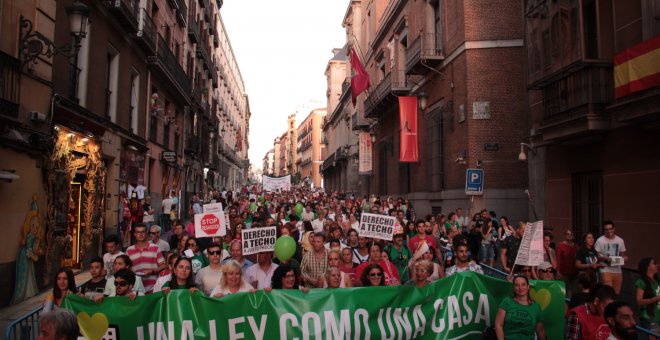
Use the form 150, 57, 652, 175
614, 35, 660, 99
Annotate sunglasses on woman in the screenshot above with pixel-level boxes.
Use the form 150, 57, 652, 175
369, 272, 383, 277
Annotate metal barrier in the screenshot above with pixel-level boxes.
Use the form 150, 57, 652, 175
4, 306, 43, 340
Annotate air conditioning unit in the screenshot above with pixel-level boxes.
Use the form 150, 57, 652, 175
30, 111, 47, 124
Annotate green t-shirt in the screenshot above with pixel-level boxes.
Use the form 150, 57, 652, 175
444, 221, 459, 233
384, 244, 413, 282
191, 254, 209, 274
635, 278, 660, 322
499, 296, 543, 340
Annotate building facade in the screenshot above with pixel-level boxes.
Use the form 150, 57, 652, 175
297, 108, 327, 188
341, 0, 529, 220
0, 0, 250, 307
262, 148, 275, 176
321, 46, 361, 193
523, 0, 660, 268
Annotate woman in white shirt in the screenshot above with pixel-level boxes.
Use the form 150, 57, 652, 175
210, 260, 254, 297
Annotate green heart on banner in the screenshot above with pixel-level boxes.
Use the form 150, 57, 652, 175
77, 312, 109, 340
530, 288, 552, 310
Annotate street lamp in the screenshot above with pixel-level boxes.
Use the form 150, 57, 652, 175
417, 91, 428, 111
518, 143, 536, 161
19, 1, 89, 98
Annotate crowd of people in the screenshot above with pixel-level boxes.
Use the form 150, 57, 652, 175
41, 187, 658, 340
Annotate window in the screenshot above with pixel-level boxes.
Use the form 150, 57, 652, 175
426, 105, 443, 191
572, 171, 603, 240
130, 69, 140, 133
105, 46, 119, 122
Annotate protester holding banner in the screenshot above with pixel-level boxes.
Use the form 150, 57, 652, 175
500, 222, 525, 274
270, 263, 303, 290
495, 274, 546, 340
210, 260, 254, 297
195, 243, 226, 296
43, 268, 76, 312
360, 263, 386, 287
354, 243, 400, 286
318, 249, 352, 288
406, 260, 433, 288
160, 257, 198, 294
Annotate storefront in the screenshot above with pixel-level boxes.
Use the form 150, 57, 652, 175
45, 125, 106, 271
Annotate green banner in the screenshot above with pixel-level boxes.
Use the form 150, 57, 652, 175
62, 272, 565, 340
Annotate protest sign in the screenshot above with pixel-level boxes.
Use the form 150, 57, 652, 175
263, 175, 291, 192
63, 272, 565, 340
203, 203, 223, 213
194, 212, 227, 238
515, 220, 544, 266
358, 213, 397, 241
241, 226, 277, 255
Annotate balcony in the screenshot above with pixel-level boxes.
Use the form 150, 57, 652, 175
0, 51, 20, 119
391, 68, 410, 93
202, 1, 211, 22
351, 113, 370, 131
196, 43, 212, 71
536, 63, 614, 141
104, 0, 139, 33
173, 0, 187, 26
406, 32, 444, 75
149, 34, 191, 103
364, 73, 394, 118
136, 8, 157, 55
187, 10, 200, 44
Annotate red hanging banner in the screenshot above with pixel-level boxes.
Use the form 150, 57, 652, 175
399, 96, 418, 162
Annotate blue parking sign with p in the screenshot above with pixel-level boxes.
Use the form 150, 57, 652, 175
465, 169, 484, 195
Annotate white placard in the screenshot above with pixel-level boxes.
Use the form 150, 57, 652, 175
241, 226, 277, 255
358, 213, 397, 241
514, 220, 544, 267
203, 202, 223, 213
194, 212, 227, 238
263, 175, 291, 192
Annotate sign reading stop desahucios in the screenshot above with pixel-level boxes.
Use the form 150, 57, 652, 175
194, 212, 227, 238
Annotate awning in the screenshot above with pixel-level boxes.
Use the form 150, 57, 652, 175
0, 170, 20, 181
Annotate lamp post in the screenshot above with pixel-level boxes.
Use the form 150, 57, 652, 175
19, 1, 89, 100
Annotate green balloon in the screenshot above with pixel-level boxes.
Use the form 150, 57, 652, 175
274, 236, 296, 262
294, 203, 303, 215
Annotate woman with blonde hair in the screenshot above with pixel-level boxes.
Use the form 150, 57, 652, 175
210, 260, 254, 297
406, 260, 433, 288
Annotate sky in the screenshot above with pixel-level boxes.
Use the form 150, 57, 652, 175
220, 1, 348, 168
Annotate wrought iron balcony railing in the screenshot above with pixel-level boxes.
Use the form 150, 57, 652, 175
136, 8, 156, 54
406, 32, 444, 75
104, 0, 139, 33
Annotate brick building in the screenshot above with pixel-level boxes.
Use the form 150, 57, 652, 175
523, 0, 660, 268
346, 0, 529, 220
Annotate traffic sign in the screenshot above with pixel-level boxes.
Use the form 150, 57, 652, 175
465, 169, 484, 195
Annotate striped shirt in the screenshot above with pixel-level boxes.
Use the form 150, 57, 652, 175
126, 243, 164, 292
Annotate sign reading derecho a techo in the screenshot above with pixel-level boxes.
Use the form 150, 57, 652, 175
358, 213, 396, 241
241, 226, 277, 255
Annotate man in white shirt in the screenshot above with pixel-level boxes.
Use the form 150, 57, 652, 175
195, 243, 225, 296
456, 208, 470, 232
311, 209, 327, 233
102, 235, 124, 279
244, 251, 278, 289
595, 220, 628, 295
301, 204, 315, 222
